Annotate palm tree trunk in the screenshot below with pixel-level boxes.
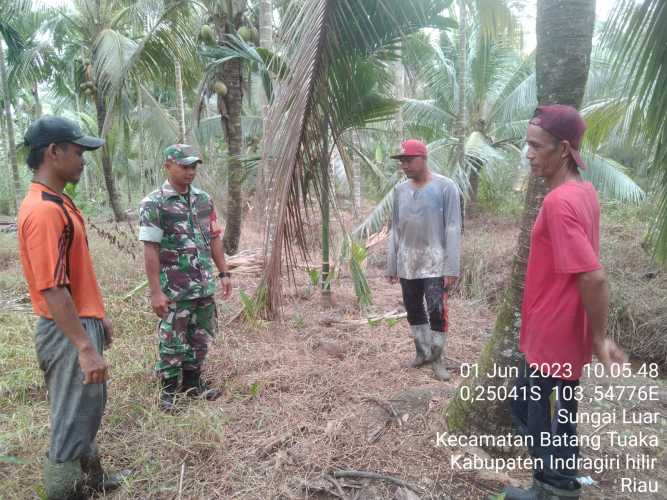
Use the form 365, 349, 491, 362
321, 114, 332, 305
95, 93, 125, 221
175, 60, 186, 142
124, 122, 131, 205
456, 0, 469, 223
126, 163, 131, 205
74, 93, 92, 197
213, 14, 244, 255
468, 158, 480, 205
456, 0, 467, 169
31, 84, 42, 118
446, 0, 596, 438
256, 0, 273, 221
259, 0, 272, 50
395, 43, 405, 138
219, 58, 244, 255
0, 105, 10, 213
352, 132, 361, 220
137, 83, 146, 197
0, 41, 21, 213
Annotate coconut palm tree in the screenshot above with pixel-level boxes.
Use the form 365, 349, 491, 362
54, 0, 197, 221
0, 1, 59, 212
446, 0, 597, 437
351, 16, 645, 241
193, 0, 260, 255
0, 0, 32, 213
0, 37, 21, 213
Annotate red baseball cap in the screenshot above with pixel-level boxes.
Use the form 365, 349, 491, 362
529, 105, 587, 170
390, 139, 428, 159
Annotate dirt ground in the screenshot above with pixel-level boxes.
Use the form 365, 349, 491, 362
0, 210, 665, 499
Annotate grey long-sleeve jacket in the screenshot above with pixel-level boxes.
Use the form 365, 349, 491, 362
386, 173, 461, 279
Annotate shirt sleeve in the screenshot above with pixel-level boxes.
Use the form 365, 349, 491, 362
544, 195, 600, 274
138, 197, 164, 243
22, 209, 70, 291
442, 181, 462, 277
386, 187, 399, 277
210, 204, 222, 239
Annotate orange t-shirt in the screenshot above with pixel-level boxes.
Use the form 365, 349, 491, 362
18, 182, 105, 319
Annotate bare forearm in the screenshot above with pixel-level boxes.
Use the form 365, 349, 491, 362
211, 236, 228, 273
577, 269, 609, 344
42, 287, 94, 352
143, 243, 163, 294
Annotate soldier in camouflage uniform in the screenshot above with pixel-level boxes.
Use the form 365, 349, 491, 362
139, 144, 232, 412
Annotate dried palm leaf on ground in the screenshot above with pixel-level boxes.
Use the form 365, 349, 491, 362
320, 309, 406, 326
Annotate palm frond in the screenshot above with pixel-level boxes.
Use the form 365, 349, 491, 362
464, 130, 504, 167
136, 84, 179, 147
96, 0, 198, 137
604, 0, 667, 262
258, 0, 331, 317
0, 0, 32, 56
580, 96, 636, 153
201, 33, 277, 102
346, 237, 373, 309
485, 52, 536, 125
581, 151, 646, 204
259, 0, 454, 316
472, 0, 520, 45
352, 180, 398, 240
342, 131, 389, 182
402, 98, 455, 128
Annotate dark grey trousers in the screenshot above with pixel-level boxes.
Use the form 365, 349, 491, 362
35, 317, 107, 463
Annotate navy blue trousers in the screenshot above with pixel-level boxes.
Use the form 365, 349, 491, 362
510, 359, 580, 490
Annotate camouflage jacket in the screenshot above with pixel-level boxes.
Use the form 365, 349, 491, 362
138, 181, 221, 301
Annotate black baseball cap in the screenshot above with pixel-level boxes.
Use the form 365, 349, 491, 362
23, 115, 105, 151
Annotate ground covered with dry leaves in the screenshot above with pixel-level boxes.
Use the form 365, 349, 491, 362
0, 206, 665, 499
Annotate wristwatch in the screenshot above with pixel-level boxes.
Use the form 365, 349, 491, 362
218, 271, 231, 279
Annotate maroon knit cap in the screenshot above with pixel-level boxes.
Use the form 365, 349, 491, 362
529, 104, 587, 170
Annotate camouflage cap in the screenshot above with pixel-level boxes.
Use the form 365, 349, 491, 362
164, 144, 202, 166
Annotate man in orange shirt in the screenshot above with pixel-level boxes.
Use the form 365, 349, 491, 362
18, 116, 125, 499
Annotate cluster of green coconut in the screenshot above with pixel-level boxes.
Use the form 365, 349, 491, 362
198, 23, 259, 46
237, 25, 259, 44
73, 56, 91, 66
79, 80, 97, 96
213, 81, 228, 96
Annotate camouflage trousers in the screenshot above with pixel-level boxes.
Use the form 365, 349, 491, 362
155, 296, 217, 380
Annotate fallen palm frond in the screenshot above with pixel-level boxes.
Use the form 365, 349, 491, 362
122, 249, 266, 300
319, 309, 406, 327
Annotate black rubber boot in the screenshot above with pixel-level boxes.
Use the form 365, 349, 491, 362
405, 324, 432, 368
182, 370, 220, 400
500, 483, 540, 500
159, 376, 180, 413
538, 478, 581, 499
80, 454, 131, 495
429, 331, 451, 381
499, 478, 581, 500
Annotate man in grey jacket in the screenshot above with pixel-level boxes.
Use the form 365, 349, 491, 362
387, 139, 462, 381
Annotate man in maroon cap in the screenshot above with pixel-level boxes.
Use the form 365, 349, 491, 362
502, 105, 627, 499
386, 139, 461, 381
